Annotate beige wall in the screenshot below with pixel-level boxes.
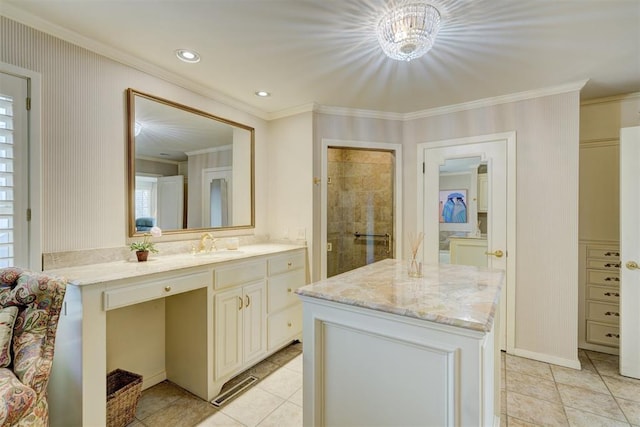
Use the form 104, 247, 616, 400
0, 17, 268, 252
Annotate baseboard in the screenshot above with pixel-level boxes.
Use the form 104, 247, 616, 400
513, 348, 581, 370
141, 370, 166, 391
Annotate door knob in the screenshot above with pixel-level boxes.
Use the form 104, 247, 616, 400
485, 250, 504, 258
626, 261, 639, 270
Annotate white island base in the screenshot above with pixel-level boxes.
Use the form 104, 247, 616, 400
297, 260, 502, 427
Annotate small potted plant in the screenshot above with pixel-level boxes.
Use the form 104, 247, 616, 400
129, 227, 162, 262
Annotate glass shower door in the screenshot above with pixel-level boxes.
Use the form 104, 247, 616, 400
326, 147, 394, 277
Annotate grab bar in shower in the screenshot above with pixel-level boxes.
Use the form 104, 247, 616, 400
353, 232, 392, 255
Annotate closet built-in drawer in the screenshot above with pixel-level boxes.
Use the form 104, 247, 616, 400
215, 260, 266, 290
587, 247, 620, 260
268, 251, 305, 276
268, 304, 302, 350
587, 285, 620, 303
587, 259, 621, 270
104, 271, 210, 310
587, 270, 620, 286
586, 301, 620, 324
587, 321, 620, 347
268, 269, 305, 313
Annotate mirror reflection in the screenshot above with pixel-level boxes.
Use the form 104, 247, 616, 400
128, 89, 254, 236
438, 157, 488, 266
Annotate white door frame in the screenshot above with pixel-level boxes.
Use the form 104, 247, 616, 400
202, 167, 232, 228
0, 62, 42, 270
417, 132, 516, 353
320, 139, 403, 279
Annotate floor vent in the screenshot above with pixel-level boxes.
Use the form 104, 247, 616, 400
211, 375, 258, 407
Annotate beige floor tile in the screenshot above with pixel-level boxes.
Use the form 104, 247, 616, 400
220, 387, 285, 427
507, 416, 543, 426
135, 381, 191, 420
557, 383, 627, 422
196, 411, 245, 427
282, 354, 302, 373
591, 358, 622, 377
564, 407, 630, 427
245, 359, 281, 380
126, 420, 145, 427
551, 365, 609, 394
617, 397, 640, 425
139, 394, 218, 427
506, 354, 554, 381
577, 350, 598, 373
506, 370, 561, 403
256, 402, 303, 427
288, 387, 303, 407
585, 350, 619, 363
602, 375, 640, 403
507, 391, 568, 426
256, 367, 302, 400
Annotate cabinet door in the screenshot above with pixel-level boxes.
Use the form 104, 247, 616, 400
478, 173, 488, 213
214, 288, 243, 380
243, 281, 267, 365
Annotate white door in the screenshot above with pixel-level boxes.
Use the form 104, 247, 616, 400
157, 175, 184, 229
620, 126, 640, 379
242, 281, 267, 365
422, 133, 516, 352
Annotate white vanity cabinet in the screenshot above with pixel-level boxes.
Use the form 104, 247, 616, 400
267, 251, 306, 350
47, 244, 307, 427
214, 260, 268, 381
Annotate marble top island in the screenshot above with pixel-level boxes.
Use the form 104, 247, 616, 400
296, 259, 504, 427
296, 258, 503, 332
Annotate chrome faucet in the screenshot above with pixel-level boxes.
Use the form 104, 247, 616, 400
198, 233, 217, 253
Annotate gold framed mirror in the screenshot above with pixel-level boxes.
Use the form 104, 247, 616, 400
127, 88, 255, 236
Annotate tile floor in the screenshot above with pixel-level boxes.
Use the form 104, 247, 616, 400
128, 344, 640, 427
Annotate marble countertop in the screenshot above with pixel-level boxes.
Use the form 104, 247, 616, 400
296, 259, 503, 332
45, 243, 305, 286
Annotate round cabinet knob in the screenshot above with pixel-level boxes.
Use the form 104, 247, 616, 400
287, 288, 292, 293
287, 321, 292, 327
287, 262, 293, 268
626, 261, 639, 270
164, 286, 172, 292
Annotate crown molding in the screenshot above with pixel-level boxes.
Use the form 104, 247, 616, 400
581, 91, 640, 106
404, 80, 589, 120
0, 4, 271, 121
267, 103, 318, 120
315, 105, 405, 121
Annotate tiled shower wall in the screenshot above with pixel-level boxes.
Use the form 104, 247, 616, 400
327, 148, 394, 277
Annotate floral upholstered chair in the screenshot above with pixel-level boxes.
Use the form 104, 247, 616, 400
0, 268, 67, 426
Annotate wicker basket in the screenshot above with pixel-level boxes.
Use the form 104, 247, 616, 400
106, 369, 143, 427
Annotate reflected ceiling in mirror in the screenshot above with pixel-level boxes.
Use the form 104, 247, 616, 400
127, 88, 254, 237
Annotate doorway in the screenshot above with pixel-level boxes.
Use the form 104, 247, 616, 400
320, 140, 403, 279
418, 132, 516, 352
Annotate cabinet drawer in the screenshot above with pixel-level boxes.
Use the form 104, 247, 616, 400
268, 269, 305, 313
587, 285, 620, 303
586, 321, 620, 347
104, 271, 209, 310
587, 259, 621, 270
215, 260, 266, 290
268, 251, 305, 276
587, 270, 620, 285
268, 304, 302, 350
586, 301, 620, 324
587, 247, 620, 260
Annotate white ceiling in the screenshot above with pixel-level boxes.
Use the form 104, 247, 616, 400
3, 0, 639, 117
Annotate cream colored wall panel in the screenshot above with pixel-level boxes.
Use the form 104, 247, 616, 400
0, 17, 268, 252
579, 143, 620, 241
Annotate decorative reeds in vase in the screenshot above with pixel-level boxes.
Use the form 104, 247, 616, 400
408, 232, 424, 278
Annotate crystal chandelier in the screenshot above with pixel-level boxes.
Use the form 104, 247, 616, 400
377, 2, 441, 62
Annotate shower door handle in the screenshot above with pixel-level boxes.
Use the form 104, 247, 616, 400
386, 233, 391, 255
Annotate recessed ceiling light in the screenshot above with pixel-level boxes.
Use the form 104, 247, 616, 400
175, 49, 200, 63
255, 91, 271, 97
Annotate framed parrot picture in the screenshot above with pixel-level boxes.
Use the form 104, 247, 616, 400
439, 190, 468, 223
